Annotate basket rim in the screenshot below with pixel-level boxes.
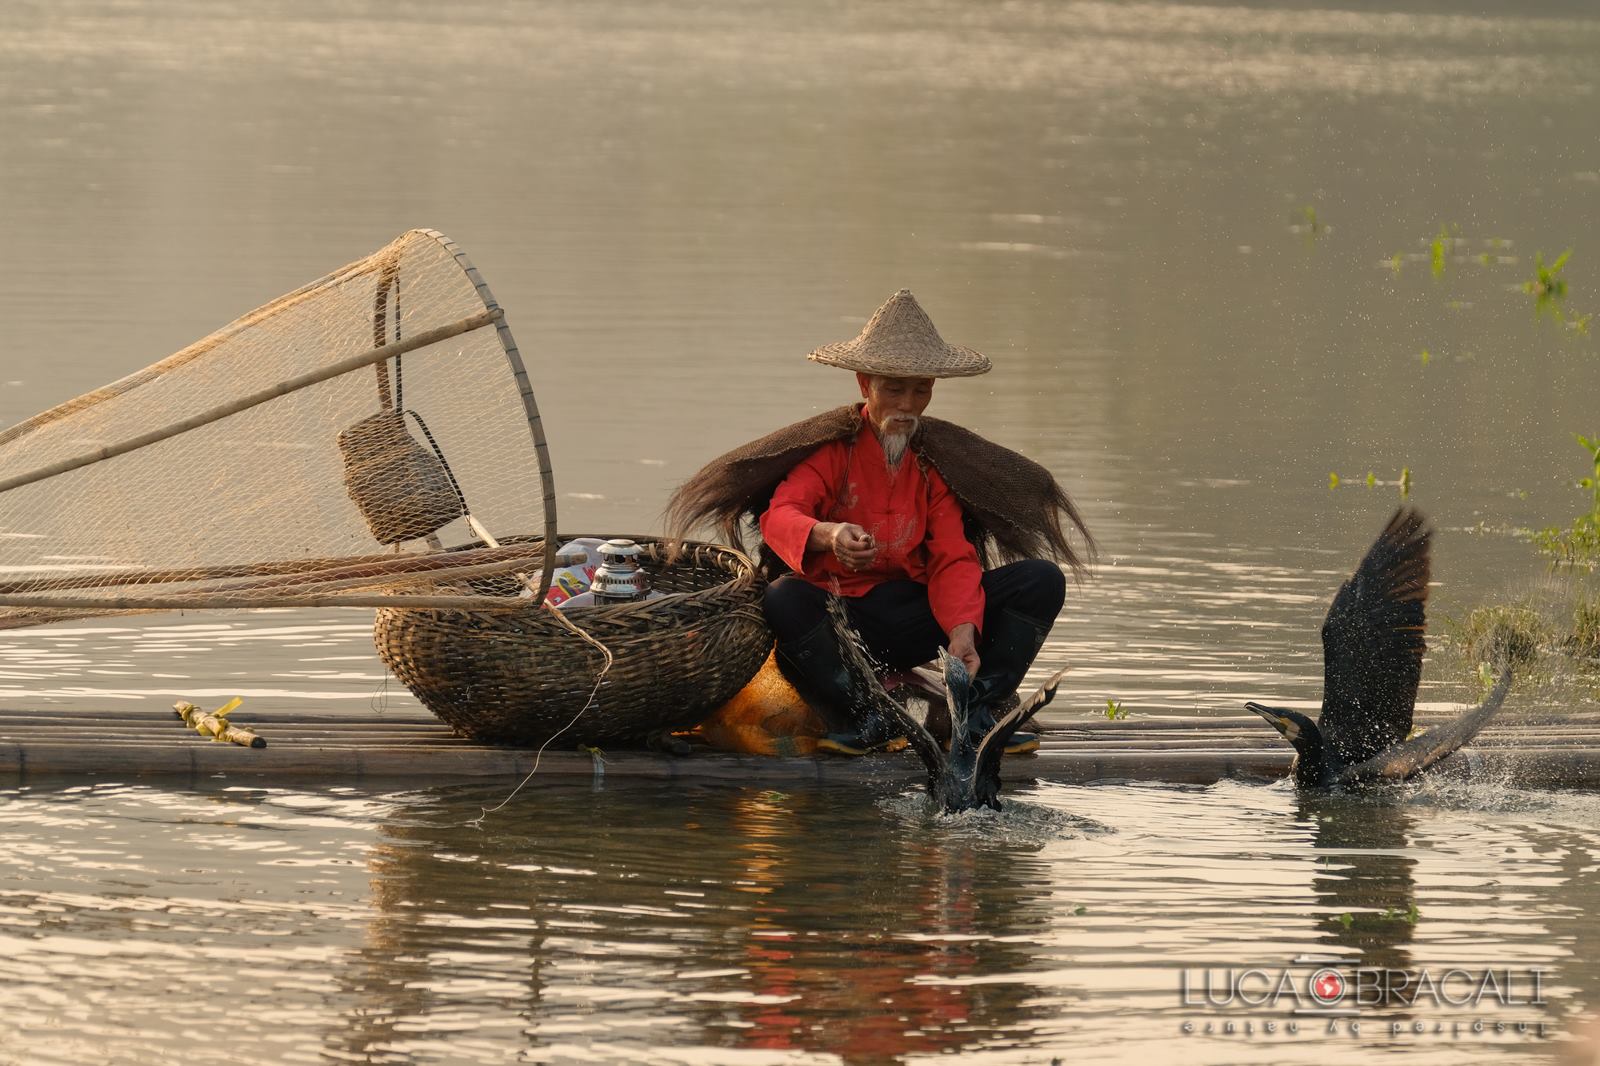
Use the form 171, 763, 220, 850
452, 532, 758, 588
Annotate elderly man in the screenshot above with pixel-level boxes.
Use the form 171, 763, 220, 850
666, 290, 1093, 756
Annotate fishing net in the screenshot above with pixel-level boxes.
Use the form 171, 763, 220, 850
0, 229, 558, 628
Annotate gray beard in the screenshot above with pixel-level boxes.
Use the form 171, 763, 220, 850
879, 417, 917, 470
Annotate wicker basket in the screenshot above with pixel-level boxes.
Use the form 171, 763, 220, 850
373, 535, 772, 746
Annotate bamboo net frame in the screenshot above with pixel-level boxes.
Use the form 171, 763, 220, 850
0, 229, 562, 623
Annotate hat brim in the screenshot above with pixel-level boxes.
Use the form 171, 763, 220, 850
807, 341, 992, 378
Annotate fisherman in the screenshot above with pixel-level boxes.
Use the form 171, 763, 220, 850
666, 290, 1093, 756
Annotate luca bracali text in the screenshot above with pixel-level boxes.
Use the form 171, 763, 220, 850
1177, 965, 1552, 1041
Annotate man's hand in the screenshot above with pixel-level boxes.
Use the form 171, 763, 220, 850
809, 521, 879, 571
947, 622, 980, 677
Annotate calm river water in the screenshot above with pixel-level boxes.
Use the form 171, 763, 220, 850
1, 1, 1598, 1062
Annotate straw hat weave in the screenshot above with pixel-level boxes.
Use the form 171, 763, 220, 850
807, 289, 991, 378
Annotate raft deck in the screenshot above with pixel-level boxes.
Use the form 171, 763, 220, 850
4, 706, 1600, 789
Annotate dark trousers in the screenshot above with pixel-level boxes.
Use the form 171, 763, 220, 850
763, 560, 1066, 672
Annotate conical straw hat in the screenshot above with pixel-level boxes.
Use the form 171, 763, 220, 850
807, 290, 992, 378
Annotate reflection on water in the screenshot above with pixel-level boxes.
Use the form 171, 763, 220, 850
1303, 795, 1418, 979
4, 777, 1598, 1063
349, 788, 1077, 1063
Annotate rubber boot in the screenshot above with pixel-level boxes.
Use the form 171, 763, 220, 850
965, 608, 1053, 756
773, 621, 907, 757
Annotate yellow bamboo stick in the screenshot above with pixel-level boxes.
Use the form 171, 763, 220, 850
173, 698, 266, 748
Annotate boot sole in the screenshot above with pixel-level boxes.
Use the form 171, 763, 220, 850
815, 736, 909, 757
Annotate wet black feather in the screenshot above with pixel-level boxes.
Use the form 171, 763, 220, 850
1319, 508, 1431, 767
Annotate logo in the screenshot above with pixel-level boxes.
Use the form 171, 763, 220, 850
1309, 968, 1346, 1006
1178, 962, 1552, 1042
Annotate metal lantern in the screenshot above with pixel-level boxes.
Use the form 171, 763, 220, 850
589, 539, 652, 605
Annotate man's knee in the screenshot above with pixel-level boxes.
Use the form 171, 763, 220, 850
763, 576, 828, 644
988, 559, 1066, 623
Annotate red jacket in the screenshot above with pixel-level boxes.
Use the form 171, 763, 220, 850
759, 408, 986, 637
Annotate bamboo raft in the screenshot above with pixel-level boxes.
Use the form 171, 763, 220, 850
4, 706, 1600, 789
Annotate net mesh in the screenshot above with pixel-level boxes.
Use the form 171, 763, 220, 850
0, 229, 556, 628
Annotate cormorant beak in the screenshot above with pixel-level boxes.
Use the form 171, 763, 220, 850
1245, 701, 1300, 742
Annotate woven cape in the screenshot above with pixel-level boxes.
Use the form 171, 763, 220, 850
664, 405, 1094, 581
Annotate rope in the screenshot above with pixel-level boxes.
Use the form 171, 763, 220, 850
472, 603, 615, 821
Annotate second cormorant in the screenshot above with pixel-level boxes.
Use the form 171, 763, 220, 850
1246, 507, 1514, 789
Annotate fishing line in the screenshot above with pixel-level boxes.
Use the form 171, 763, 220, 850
469, 604, 615, 824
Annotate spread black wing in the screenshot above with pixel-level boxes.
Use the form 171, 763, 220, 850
1319, 508, 1431, 767
973, 666, 1068, 809
826, 597, 944, 789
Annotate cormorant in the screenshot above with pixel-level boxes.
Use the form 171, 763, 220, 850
1247, 507, 1514, 789
827, 597, 1066, 812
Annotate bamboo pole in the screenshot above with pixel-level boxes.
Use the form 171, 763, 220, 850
181, 553, 548, 598
8, 705, 1600, 785
0, 543, 574, 597
0, 590, 540, 611
174, 699, 265, 748
110, 547, 571, 598
0, 548, 434, 595
0, 307, 501, 497
0, 550, 584, 611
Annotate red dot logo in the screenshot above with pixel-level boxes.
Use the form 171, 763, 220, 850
1310, 968, 1346, 1005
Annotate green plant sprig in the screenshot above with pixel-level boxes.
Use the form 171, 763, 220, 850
1431, 223, 1462, 278
1533, 433, 1600, 568
1524, 249, 1572, 315
1328, 468, 1412, 498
